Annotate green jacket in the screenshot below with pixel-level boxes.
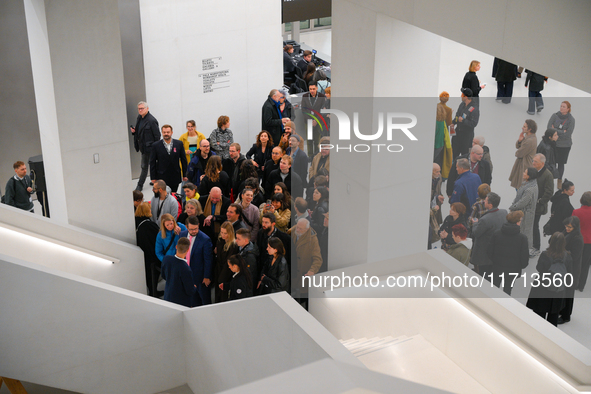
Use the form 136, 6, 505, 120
447, 242, 471, 266
535, 167, 554, 216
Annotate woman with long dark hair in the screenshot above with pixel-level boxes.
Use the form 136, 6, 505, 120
198, 155, 230, 197
526, 232, 571, 326
224, 255, 253, 300
260, 193, 291, 232
258, 237, 290, 294
246, 130, 274, 179
558, 216, 583, 324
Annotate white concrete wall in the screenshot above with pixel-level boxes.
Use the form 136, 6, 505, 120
183, 292, 361, 393
0, 204, 145, 293
337, 0, 591, 94
0, 255, 186, 394
139, 0, 283, 148
24, 0, 136, 242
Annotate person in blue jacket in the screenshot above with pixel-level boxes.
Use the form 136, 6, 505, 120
449, 158, 482, 213
161, 237, 196, 307
155, 213, 186, 262
179, 216, 214, 306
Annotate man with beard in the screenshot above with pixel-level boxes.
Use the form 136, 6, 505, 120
150, 124, 188, 194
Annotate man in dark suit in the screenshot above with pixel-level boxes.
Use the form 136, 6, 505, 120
286, 134, 308, 184
161, 237, 195, 307
301, 81, 327, 156
262, 89, 290, 144
199, 187, 230, 241
262, 146, 283, 192
179, 216, 213, 306
446, 145, 492, 198
131, 101, 161, 191
150, 124, 188, 194
265, 155, 303, 199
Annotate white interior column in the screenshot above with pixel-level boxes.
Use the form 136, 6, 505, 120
24, 0, 135, 243
329, 1, 440, 269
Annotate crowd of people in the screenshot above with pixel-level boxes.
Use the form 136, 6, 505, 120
430, 59, 586, 327
130, 90, 331, 309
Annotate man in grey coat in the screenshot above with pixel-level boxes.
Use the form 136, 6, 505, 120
150, 180, 179, 223
531, 153, 554, 256
470, 192, 506, 277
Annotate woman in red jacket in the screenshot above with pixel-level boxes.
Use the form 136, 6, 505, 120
573, 191, 591, 291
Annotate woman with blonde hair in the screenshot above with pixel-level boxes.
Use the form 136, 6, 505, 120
198, 155, 230, 197
462, 60, 485, 102
215, 221, 239, 302
155, 213, 186, 262
177, 199, 204, 226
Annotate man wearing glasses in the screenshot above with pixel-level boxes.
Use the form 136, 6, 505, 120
131, 101, 161, 191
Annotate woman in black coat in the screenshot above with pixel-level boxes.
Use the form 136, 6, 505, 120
537, 129, 559, 178
544, 179, 575, 236
462, 60, 484, 101
225, 255, 253, 300
258, 237, 290, 294
559, 216, 584, 323
488, 211, 529, 295
135, 202, 162, 297
439, 202, 467, 251
246, 130, 274, 179
526, 232, 571, 326
310, 186, 329, 235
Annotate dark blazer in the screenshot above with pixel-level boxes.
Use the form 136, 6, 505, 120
161, 255, 195, 307
179, 229, 213, 284
297, 59, 309, 75
286, 147, 309, 183
150, 139, 188, 185
265, 169, 303, 199
262, 96, 284, 144
488, 223, 529, 271
545, 192, 574, 235
133, 112, 160, 154
462, 71, 481, 97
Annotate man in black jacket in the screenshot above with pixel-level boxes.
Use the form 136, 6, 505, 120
446, 145, 491, 198
131, 101, 161, 191
222, 143, 246, 201
262, 89, 290, 144
150, 124, 188, 194
236, 228, 259, 286
262, 146, 283, 192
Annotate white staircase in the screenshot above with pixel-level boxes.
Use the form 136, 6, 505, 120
340, 335, 491, 394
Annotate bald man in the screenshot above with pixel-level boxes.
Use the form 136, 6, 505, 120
199, 186, 231, 241
472, 135, 493, 173
446, 145, 492, 198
